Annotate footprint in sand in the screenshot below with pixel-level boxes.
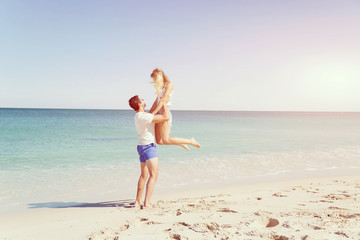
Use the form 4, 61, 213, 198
323, 193, 351, 200
307, 224, 323, 230
272, 192, 288, 197
334, 231, 349, 238
221, 224, 232, 229
271, 234, 289, 240
339, 213, 360, 219
281, 221, 291, 228
177, 222, 191, 227
301, 235, 311, 240
217, 208, 238, 213
254, 210, 272, 216
328, 206, 348, 210
306, 190, 319, 194
119, 224, 130, 231
279, 212, 292, 217
310, 199, 334, 203
188, 222, 221, 234
170, 233, 182, 240
146, 221, 162, 225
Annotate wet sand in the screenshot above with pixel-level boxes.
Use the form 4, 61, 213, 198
1, 175, 360, 240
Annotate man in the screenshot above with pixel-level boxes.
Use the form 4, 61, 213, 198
128, 95, 169, 208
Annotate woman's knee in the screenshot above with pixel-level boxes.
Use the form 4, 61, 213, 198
162, 138, 170, 145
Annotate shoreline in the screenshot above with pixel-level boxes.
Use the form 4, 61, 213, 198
1, 173, 359, 240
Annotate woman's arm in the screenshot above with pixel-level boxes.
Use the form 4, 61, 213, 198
151, 83, 173, 115
149, 97, 159, 113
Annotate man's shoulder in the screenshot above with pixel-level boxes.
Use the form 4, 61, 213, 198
135, 112, 154, 121
136, 111, 153, 116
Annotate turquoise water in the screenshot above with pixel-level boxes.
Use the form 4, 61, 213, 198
1, 108, 360, 215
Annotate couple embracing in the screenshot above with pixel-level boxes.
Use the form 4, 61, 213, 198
128, 68, 200, 208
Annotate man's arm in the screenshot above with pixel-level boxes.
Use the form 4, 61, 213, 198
151, 105, 169, 123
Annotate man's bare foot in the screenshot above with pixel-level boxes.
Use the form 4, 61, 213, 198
143, 203, 153, 209
180, 144, 190, 151
190, 138, 200, 148
131, 201, 141, 207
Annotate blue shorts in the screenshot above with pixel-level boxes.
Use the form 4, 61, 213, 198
137, 143, 158, 163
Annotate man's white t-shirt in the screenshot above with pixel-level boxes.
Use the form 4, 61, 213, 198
134, 112, 155, 145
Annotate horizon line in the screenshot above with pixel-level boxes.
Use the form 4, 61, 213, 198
1, 107, 359, 113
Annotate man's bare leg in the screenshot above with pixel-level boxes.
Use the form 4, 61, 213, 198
135, 162, 149, 206
144, 157, 159, 208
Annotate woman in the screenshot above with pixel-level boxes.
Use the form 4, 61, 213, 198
149, 68, 200, 150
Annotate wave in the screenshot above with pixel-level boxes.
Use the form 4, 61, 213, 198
83, 137, 136, 142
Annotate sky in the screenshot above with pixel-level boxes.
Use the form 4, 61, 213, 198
1, 0, 359, 111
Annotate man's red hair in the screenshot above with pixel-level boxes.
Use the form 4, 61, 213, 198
129, 95, 140, 111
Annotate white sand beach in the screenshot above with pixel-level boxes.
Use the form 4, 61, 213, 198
1, 174, 359, 240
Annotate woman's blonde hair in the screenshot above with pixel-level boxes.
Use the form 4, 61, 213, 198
151, 68, 171, 96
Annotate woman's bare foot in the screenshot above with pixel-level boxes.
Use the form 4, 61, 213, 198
190, 138, 200, 148
180, 144, 190, 151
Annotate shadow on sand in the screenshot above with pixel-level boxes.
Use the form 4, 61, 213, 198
28, 199, 134, 209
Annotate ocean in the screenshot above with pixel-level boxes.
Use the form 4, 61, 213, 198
1, 108, 360, 215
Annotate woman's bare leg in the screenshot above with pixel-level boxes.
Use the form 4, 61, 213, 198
155, 108, 190, 150
157, 122, 189, 150
179, 144, 190, 151
159, 121, 200, 149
